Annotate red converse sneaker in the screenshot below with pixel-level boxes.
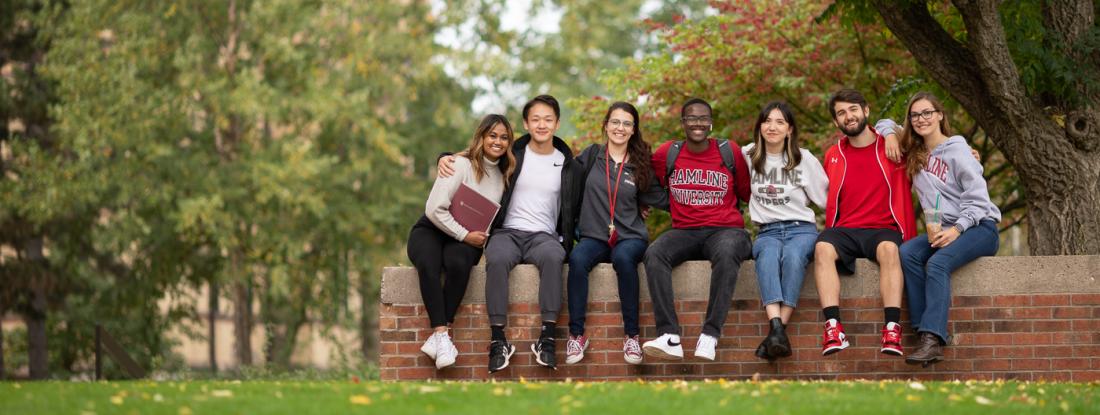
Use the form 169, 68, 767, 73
881, 322, 904, 356
821, 319, 849, 356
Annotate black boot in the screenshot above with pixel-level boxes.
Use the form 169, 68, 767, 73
764, 318, 792, 358
755, 338, 773, 361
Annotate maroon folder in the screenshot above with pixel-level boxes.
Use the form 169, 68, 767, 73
449, 183, 500, 233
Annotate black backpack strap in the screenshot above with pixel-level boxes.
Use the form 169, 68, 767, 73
664, 140, 684, 187
716, 139, 737, 180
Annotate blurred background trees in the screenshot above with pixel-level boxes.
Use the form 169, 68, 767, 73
3, 0, 1091, 379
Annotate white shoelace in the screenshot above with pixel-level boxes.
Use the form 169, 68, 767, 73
624, 337, 641, 355
567, 338, 583, 355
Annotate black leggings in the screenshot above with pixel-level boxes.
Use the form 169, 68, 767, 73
407, 216, 483, 328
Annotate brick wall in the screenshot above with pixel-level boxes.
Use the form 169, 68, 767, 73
379, 256, 1100, 381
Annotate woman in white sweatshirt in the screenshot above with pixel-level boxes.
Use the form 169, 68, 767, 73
406, 114, 516, 369
743, 101, 829, 361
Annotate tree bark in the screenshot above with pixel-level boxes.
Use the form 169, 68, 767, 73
872, 0, 1100, 255
24, 237, 49, 380
359, 257, 378, 361
232, 253, 252, 368
1, 311, 6, 380
208, 281, 219, 373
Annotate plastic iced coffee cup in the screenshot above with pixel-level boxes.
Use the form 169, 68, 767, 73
924, 208, 942, 237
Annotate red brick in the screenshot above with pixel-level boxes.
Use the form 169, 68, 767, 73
1053, 332, 1093, 344
379, 317, 398, 330
1071, 294, 1100, 305
1033, 345, 1075, 357
1032, 320, 1072, 332
973, 333, 1014, 345
993, 346, 1033, 358
1050, 358, 1090, 370
380, 368, 398, 381
948, 308, 974, 320
1074, 371, 1100, 382
1053, 307, 1090, 319
953, 346, 995, 359
1030, 295, 1070, 306
1015, 308, 1052, 319
973, 308, 1012, 320
953, 296, 992, 307
1073, 345, 1100, 358
1037, 372, 1073, 382
992, 295, 1031, 307
974, 359, 1011, 371
381, 330, 417, 341
993, 321, 1032, 332
1013, 333, 1052, 345
954, 321, 993, 333
397, 367, 437, 380
1009, 359, 1050, 370
1073, 319, 1100, 331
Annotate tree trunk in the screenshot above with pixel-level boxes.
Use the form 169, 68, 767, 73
1, 312, 6, 380
25, 237, 48, 380
872, 0, 1100, 255
233, 280, 252, 368
359, 258, 378, 361
25, 299, 48, 380
208, 281, 219, 373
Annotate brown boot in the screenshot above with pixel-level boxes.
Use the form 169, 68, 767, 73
905, 332, 943, 367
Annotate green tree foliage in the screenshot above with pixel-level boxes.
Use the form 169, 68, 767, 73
2, 0, 470, 377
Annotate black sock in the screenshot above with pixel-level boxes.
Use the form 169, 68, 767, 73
885, 307, 901, 325
823, 306, 841, 322
491, 325, 506, 342
540, 321, 556, 339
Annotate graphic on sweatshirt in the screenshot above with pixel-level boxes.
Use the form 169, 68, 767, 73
751, 166, 804, 207
668, 169, 729, 206
924, 154, 949, 183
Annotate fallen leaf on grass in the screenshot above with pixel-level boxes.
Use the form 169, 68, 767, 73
418, 385, 441, 393
349, 395, 372, 405
975, 396, 993, 405
908, 382, 926, 391
906, 394, 921, 402
110, 395, 124, 405
210, 390, 233, 398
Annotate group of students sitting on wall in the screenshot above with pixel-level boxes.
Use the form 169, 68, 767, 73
406, 89, 1001, 373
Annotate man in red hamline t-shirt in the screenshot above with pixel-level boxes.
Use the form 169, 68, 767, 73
815, 88, 917, 358
641, 98, 753, 362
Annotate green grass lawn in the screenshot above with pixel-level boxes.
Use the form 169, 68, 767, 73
1, 379, 1096, 414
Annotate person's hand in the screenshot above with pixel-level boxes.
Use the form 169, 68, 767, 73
438, 155, 456, 178
884, 133, 902, 162
930, 226, 960, 248
640, 205, 651, 220
971, 148, 981, 163
463, 231, 488, 248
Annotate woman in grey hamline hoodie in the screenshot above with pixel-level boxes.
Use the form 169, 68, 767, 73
897, 92, 1001, 368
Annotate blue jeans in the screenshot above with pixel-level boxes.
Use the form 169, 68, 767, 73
752, 221, 818, 308
567, 237, 647, 337
901, 219, 999, 342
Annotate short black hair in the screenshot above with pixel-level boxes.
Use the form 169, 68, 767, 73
827, 89, 868, 118
522, 95, 560, 120
681, 98, 712, 116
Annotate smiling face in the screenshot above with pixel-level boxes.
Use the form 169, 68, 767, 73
522, 103, 559, 145
760, 108, 791, 150
908, 98, 943, 138
605, 108, 635, 147
681, 103, 712, 144
481, 122, 510, 160
832, 101, 869, 137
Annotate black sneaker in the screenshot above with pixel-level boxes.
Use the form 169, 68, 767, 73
488, 340, 515, 373
531, 336, 557, 369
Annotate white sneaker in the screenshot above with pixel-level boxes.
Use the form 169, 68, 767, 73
420, 331, 441, 359
642, 333, 683, 360
623, 335, 643, 365
694, 333, 718, 361
435, 332, 458, 369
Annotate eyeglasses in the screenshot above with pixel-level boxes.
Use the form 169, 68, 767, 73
681, 116, 712, 125
607, 119, 635, 129
908, 109, 939, 121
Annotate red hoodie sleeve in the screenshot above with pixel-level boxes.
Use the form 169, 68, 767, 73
731, 142, 751, 205
651, 141, 672, 188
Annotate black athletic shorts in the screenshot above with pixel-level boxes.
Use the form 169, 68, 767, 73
816, 227, 903, 275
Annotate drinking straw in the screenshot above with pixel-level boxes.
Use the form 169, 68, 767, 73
935, 193, 940, 212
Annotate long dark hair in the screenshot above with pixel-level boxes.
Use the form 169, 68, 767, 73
601, 101, 652, 191
463, 114, 516, 187
901, 92, 953, 177
748, 101, 802, 174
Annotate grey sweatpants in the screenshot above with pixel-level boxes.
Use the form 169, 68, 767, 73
644, 227, 752, 338
484, 229, 566, 326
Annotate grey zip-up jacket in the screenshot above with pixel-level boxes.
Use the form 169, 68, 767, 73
913, 135, 1001, 232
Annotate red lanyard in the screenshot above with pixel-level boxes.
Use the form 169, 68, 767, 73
606, 146, 627, 234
